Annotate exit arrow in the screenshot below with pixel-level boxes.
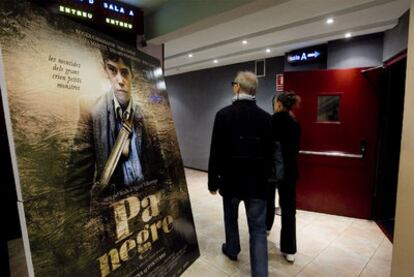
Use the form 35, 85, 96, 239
307, 51, 320, 58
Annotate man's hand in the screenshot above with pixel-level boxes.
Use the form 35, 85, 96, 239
209, 190, 218, 195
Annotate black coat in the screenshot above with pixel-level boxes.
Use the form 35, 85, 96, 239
272, 111, 301, 182
208, 100, 273, 200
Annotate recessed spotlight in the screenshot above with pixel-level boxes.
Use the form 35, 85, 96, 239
153, 68, 163, 77
188, 53, 193, 58
242, 40, 248, 45
266, 48, 271, 53
345, 32, 352, 38
326, 18, 334, 24
213, 59, 218, 64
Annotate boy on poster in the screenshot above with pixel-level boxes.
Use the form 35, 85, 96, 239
65, 49, 162, 209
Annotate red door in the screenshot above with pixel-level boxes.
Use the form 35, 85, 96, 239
285, 68, 379, 219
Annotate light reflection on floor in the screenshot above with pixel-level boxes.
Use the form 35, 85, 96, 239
8, 167, 393, 277
183, 168, 392, 277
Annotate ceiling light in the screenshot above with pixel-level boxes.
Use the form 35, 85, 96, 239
213, 59, 218, 64
156, 81, 166, 90
153, 68, 163, 77
188, 53, 193, 58
345, 32, 352, 38
326, 18, 334, 24
266, 48, 271, 53
242, 40, 248, 45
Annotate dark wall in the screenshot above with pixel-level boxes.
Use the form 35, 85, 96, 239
165, 28, 405, 170
284, 33, 384, 72
258, 57, 285, 114
1, 89, 19, 276
328, 33, 384, 69
284, 60, 326, 72
383, 10, 410, 61
166, 57, 284, 170
1, 92, 20, 240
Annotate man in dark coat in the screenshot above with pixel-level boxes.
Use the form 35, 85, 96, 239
208, 71, 273, 277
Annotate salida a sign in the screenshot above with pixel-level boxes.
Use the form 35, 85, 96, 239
286, 45, 326, 65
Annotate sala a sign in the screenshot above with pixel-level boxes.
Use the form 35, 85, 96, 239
286, 45, 326, 65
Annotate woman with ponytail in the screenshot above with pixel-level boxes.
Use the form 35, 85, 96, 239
270, 91, 301, 263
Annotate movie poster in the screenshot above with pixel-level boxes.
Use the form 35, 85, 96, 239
0, 1, 199, 276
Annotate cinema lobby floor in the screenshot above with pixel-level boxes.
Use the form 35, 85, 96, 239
183, 168, 392, 277
8, 168, 392, 277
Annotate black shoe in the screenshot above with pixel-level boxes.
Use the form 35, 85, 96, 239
221, 243, 237, 261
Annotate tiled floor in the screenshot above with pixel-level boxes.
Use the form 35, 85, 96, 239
183, 168, 393, 277
8, 168, 393, 277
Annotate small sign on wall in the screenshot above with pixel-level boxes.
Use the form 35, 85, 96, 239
286, 44, 326, 66
276, 74, 284, 92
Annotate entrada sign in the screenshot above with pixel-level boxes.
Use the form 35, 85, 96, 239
286, 45, 326, 65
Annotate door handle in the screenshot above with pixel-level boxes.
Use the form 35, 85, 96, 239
360, 139, 367, 159
299, 150, 363, 159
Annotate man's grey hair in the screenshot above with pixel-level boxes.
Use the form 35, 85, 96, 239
234, 71, 259, 95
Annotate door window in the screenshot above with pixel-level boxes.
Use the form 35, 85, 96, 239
317, 95, 340, 122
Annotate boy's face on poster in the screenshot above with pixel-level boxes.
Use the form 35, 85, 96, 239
104, 58, 132, 106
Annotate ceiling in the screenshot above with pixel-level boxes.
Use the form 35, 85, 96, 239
119, 0, 410, 76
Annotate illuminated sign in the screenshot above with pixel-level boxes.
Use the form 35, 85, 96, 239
74, 0, 95, 4
103, 2, 135, 16
276, 74, 284, 92
286, 45, 326, 65
59, 5, 93, 19
105, 18, 133, 29
53, 0, 142, 36
287, 51, 320, 62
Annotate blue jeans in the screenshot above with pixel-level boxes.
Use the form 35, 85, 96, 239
223, 197, 268, 277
